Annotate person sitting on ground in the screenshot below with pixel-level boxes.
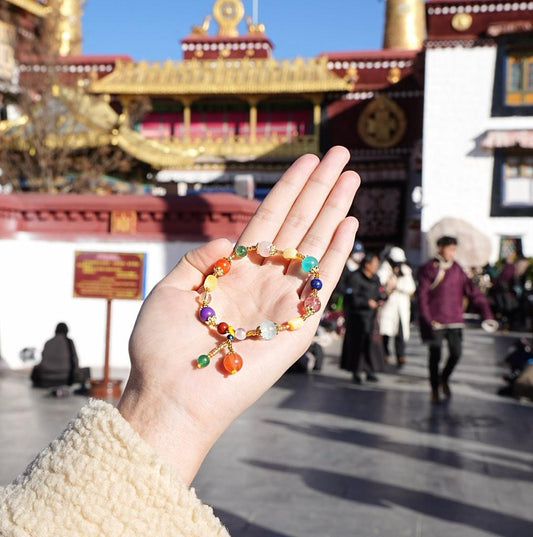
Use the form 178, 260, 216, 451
30, 322, 90, 393
1, 146, 359, 537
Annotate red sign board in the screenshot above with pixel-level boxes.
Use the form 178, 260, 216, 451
74, 251, 146, 300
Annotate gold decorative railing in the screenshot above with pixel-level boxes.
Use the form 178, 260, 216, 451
178, 133, 318, 158
118, 133, 319, 168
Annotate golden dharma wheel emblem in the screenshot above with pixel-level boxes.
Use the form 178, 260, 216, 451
357, 95, 407, 149
451, 13, 473, 32
213, 0, 245, 36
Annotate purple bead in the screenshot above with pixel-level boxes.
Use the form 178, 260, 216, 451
199, 306, 215, 322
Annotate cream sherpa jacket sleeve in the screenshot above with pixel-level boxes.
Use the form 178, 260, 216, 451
0, 399, 230, 537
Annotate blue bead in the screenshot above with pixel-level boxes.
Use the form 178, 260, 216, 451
301, 256, 318, 272
311, 278, 323, 290
227, 334, 234, 340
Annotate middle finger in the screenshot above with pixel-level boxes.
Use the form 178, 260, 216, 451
272, 146, 351, 252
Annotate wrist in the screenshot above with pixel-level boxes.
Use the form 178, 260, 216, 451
117, 380, 214, 486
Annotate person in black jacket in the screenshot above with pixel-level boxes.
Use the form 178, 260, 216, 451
31, 322, 90, 393
340, 252, 383, 384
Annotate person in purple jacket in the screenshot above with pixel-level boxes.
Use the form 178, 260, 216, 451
417, 236, 496, 403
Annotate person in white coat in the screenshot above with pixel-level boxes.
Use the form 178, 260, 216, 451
377, 247, 416, 366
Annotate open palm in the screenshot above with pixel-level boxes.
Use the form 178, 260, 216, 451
119, 146, 360, 484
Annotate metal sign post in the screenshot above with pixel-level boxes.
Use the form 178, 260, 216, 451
73, 251, 146, 399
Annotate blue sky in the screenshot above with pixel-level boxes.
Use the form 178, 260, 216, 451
82, 0, 387, 61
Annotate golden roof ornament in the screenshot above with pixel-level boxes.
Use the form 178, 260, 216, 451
44, 0, 84, 57
212, 0, 245, 37
246, 16, 265, 35
451, 13, 473, 32
383, 0, 425, 50
191, 15, 211, 36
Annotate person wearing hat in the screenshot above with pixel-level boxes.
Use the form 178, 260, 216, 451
417, 236, 497, 403
377, 246, 416, 367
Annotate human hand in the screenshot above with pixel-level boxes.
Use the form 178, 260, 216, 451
117, 146, 360, 485
368, 299, 379, 309
481, 319, 499, 333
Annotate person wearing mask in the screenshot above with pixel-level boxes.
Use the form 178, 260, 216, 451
377, 247, 416, 367
340, 252, 383, 384
417, 236, 497, 403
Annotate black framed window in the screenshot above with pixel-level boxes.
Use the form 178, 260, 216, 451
491, 149, 533, 216
492, 37, 533, 116
506, 51, 533, 106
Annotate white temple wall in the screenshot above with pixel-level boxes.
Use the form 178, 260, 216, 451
422, 45, 533, 261
0, 235, 202, 371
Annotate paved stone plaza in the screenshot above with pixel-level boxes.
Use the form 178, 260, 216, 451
1, 327, 532, 536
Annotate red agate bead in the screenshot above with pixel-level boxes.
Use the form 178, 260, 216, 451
214, 258, 231, 275
223, 353, 243, 374
217, 322, 229, 334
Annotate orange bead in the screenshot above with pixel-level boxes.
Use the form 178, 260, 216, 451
214, 258, 231, 275
223, 353, 243, 374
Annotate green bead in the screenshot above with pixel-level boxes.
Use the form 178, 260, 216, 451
301, 256, 318, 272
197, 354, 210, 368
235, 245, 248, 257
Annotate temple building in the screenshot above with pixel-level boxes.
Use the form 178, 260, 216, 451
87, 0, 426, 250
422, 0, 533, 259
1, 0, 426, 250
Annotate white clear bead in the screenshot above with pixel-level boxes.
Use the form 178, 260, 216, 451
235, 327, 247, 340
259, 320, 277, 340
257, 241, 273, 257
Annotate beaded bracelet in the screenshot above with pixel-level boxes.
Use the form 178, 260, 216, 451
196, 240, 323, 375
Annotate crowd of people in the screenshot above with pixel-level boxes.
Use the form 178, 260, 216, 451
335, 235, 532, 404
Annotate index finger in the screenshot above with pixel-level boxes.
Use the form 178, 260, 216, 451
237, 153, 320, 246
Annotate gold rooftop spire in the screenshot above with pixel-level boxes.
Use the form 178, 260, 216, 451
45, 0, 84, 57
383, 0, 426, 50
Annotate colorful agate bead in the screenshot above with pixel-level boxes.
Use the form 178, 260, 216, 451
301, 256, 318, 272
199, 306, 216, 322
223, 353, 243, 374
311, 278, 323, 290
197, 354, 210, 368
235, 245, 248, 257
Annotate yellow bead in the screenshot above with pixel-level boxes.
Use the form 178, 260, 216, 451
288, 317, 304, 330
204, 274, 218, 292
283, 247, 298, 260
228, 325, 235, 336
